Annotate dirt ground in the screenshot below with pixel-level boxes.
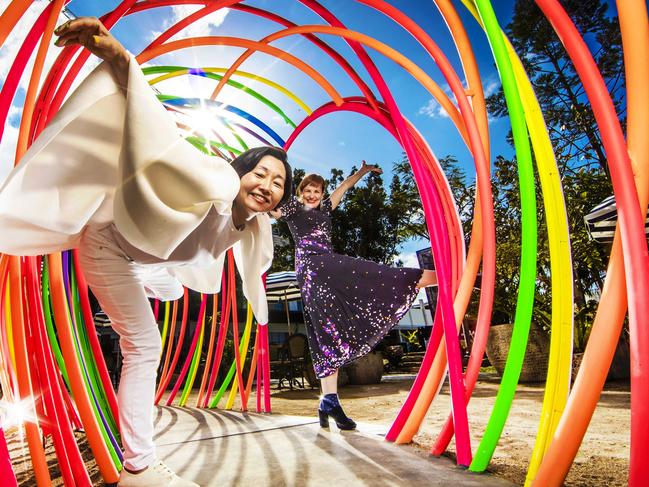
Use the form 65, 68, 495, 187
268, 374, 630, 487
7, 373, 629, 486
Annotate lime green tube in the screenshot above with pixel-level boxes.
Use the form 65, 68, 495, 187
225, 306, 254, 409
505, 40, 574, 487
179, 312, 206, 407
209, 306, 254, 409
469, 0, 538, 472
143, 65, 311, 120
142, 66, 298, 128
40, 260, 70, 388
184, 135, 243, 156
458, 2, 574, 480
62, 259, 121, 465
159, 301, 171, 353
222, 118, 249, 152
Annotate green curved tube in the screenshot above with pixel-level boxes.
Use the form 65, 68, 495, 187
142, 66, 297, 128
179, 320, 205, 406
469, 0, 538, 472
40, 260, 70, 388
65, 260, 121, 464
209, 317, 253, 409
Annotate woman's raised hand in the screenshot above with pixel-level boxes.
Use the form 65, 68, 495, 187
54, 17, 130, 83
361, 160, 383, 175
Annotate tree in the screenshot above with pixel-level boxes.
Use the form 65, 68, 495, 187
269, 165, 404, 273
330, 166, 402, 263
391, 153, 475, 243
270, 167, 304, 272
486, 0, 625, 175
391, 148, 612, 351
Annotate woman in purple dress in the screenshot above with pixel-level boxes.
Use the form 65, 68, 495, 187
270, 161, 437, 429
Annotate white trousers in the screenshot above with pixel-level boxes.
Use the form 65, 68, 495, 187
78, 224, 183, 470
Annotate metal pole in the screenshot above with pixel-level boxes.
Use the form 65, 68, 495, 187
283, 289, 292, 335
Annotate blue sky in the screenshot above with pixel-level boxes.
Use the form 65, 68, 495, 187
0, 0, 619, 269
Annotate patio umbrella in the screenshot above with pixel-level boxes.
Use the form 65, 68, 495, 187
265, 271, 302, 334
584, 195, 649, 243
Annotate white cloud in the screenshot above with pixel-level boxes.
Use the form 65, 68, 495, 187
398, 251, 420, 268
418, 77, 501, 119
418, 83, 453, 119
148, 6, 229, 42
0, 122, 19, 186
418, 97, 449, 119
0, 1, 68, 93
483, 77, 500, 98
396, 250, 429, 301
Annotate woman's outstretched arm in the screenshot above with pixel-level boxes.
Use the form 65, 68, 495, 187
329, 160, 382, 210
55, 17, 130, 87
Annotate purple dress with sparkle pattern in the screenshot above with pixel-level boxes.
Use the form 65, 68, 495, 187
280, 197, 423, 378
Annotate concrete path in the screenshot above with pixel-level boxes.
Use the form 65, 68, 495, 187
153, 406, 514, 487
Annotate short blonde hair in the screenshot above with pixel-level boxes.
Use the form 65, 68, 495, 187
297, 173, 326, 196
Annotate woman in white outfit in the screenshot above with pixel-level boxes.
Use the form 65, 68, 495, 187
0, 18, 291, 487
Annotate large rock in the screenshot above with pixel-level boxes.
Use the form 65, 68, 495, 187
485, 323, 549, 383
345, 352, 384, 385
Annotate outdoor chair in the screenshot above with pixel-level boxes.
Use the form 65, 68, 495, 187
269, 343, 289, 387
276, 333, 310, 390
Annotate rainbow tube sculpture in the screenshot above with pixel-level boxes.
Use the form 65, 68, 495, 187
0, 0, 646, 486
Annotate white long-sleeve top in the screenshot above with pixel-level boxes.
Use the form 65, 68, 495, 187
0, 56, 273, 323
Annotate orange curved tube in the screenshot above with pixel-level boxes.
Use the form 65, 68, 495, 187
47, 254, 119, 483
6, 2, 65, 482
533, 0, 649, 484
394, 121, 477, 444
133, 1, 380, 112
0, 0, 32, 49
0, 255, 16, 402
342, 1, 494, 444
204, 25, 469, 145
196, 295, 218, 407
14, 0, 65, 160
365, 0, 493, 443
136, 37, 344, 107
8, 257, 51, 485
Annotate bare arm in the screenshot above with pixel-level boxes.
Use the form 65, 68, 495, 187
268, 208, 282, 219
329, 160, 382, 210
55, 17, 130, 87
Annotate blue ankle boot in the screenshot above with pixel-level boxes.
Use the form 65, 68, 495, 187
318, 394, 356, 430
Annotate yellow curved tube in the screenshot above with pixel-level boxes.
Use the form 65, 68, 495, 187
148, 67, 313, 115
507, 39, 574, 487
225, 304, 254, 410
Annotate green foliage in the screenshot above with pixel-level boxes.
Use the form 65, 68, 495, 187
486, 0, 625, 175
402, 330, 423, 351
270, 165, 409, 271
482, 0, 622, 350
489, 155, 611, 348
390, 154, 475, 243
389, 151, 612, 352
329, 166, 401, 264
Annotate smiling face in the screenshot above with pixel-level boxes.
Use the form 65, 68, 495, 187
300, 182, 324, 209
235, 155, 287, 214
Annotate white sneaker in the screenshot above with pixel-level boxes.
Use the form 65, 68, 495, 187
118, 460, 199, 487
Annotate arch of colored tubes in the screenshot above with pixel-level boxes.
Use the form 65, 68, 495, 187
0, 0, 646, 485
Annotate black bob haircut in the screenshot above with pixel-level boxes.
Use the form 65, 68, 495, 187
230, 146, 293, 209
